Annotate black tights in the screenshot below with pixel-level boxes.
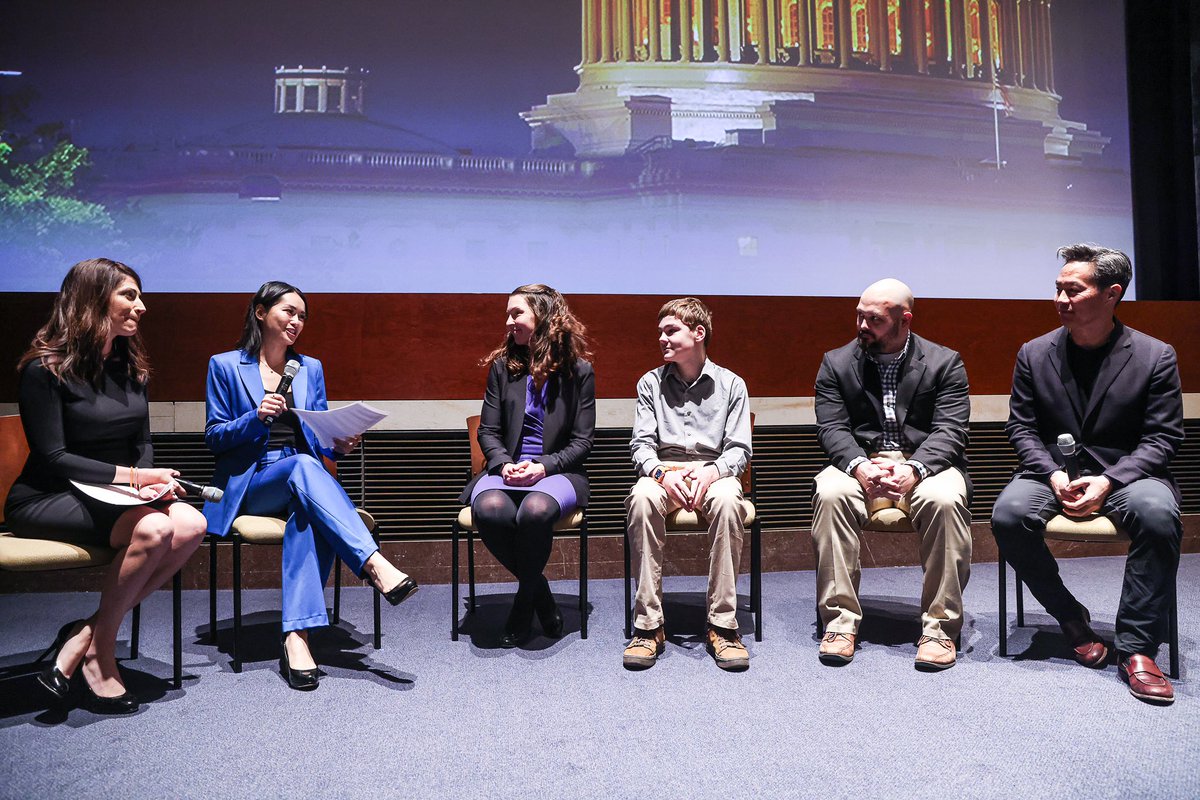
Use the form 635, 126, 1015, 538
472, 489, 561, 612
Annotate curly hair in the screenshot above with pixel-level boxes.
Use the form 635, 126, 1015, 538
481, 284, 593, 386
18, 258, 151, 388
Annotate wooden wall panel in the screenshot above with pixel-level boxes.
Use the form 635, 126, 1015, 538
1, 293, 1197, 401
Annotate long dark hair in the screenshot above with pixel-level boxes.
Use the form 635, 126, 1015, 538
482, 284, 592, 386
18, 258, 150, 387
236, 280, 309, 359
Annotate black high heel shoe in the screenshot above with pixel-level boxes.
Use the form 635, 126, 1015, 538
537, 601, 564, 640
279, 635, 319, 691
80, 678, 139, 715
374, 575, 419, 607
35, 619, 86, 700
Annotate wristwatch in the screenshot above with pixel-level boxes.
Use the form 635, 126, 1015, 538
651, 466, 669, 484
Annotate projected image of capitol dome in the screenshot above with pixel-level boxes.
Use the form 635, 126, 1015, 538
524, 0, 1105, 161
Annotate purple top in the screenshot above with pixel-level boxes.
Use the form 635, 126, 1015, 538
516, 376, 548, 461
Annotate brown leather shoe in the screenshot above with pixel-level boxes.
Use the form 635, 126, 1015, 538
706, 626, 749, 672
818, 631, 856, 664
915, 635, 957, 671
622, 627, 665, 670
1060, 610, 1108, 668
1119, 654, 1175, 705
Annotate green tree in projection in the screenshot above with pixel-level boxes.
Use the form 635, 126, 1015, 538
0, 88, 113, 245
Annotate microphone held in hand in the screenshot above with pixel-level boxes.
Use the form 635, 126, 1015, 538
174, 478, 224, 503
1056, 433, 1080, 481
263, 359, 301, 426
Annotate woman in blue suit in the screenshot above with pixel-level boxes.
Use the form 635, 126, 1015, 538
204, 281, 417, 690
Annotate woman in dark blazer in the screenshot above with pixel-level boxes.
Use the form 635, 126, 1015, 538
461, 284, 595, 646
205, 281, 417, 690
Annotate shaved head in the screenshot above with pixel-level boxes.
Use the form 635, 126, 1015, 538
856, 278, 914, 354
859, 278, 914, 313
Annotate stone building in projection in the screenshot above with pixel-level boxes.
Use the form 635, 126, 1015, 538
523, 0, 1105, 161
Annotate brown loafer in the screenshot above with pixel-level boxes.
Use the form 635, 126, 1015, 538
622, 627, 665, 670
1119, 654, 1174, 705
818, 631, 856, 664
1061, 612, 1108, 668
706, 626, 749, 672
915, 635, 957, 671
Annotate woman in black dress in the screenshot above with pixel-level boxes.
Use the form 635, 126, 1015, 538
5, 258, 207, 714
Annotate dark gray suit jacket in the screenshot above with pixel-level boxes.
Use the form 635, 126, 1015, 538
459, 359, 595, 505
814, 333, 971, 481
1006, 321, 1183, 497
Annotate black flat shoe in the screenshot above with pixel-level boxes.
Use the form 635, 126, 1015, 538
81, 681, 139, 715
537, 603, 564, 639
280, 636, 319, 691
501, 599, 535, 648
35, 619, 86, 700
379, 576, 419, 607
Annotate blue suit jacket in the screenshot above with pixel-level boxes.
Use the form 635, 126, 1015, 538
203, 349, 334, 536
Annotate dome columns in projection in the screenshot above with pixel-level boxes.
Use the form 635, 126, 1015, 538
523, 0, 1100, 160
274, 66, 368, 116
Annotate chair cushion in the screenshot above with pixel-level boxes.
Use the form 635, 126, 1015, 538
862, 506, 916, 533
456, 506, 586, 532
230, 507, 376, 544
230, 515, 286, 543
1044, 514, 1127, 542
0, 532, 116, 572
664, 501, 756, 531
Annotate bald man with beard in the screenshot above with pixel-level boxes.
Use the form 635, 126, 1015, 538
811, 279, 972, 670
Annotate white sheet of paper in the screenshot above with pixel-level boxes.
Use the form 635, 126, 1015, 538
70, 480, 174, 506
292, 401, 389, 449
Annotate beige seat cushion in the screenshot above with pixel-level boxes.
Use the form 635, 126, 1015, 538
231, 508, 376, 544
1044, 514, 1126, 542
456, 506, 585, 532
862, 506, 916, 533
0, 532, 116, 572
664, 501, 756, 532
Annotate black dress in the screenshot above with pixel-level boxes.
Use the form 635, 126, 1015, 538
5, 359, 156, 544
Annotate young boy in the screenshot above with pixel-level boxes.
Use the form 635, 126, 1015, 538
623, 297, 753, 671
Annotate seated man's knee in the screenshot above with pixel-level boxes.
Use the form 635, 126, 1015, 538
990, 486, 1035, 535
625, 479, 663, 518
1123, 489, 1181, 541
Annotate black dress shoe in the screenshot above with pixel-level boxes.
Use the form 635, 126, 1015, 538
501, 600, 534, 648
379, 576, 419, 607
279, 636, 320, 691
81, 681, 139, 715
537, 603, 564, 639
35, 619, 86, 701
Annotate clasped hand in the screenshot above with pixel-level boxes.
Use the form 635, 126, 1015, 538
502, 460, 547, 487
1050, 471, 1111, 518
855, 457, 919, 501
662, 462, 721, 511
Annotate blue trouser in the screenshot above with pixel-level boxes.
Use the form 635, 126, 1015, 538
243, 448, 378, 633
991, 476, 1181, 656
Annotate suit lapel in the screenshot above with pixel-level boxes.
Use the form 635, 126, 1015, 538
505, 372, 526, 456
237, 354, 265, 408
894, 338, 926, 427
293, 360, 309, 410
851, 348, 885, 423
1083, 326, 1133, 427
1050, 329, 1084, 424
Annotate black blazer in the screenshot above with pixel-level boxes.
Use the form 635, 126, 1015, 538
1006, 321, 1183, 498
459, 359, 596, 506
814, 333, 971, 481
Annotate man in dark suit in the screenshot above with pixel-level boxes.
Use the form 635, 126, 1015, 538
991, 244, 1183, 704
813, 279, 972, 670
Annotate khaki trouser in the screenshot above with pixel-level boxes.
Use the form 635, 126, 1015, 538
625, 467, 748, 631
811, 460, 972, 640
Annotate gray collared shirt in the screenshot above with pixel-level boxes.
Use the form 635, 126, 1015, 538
630, 359, 752, 479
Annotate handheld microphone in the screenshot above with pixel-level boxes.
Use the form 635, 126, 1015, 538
263, 359, 300, 426
175, 478, 224, 503
1056, 433, 1080, 481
